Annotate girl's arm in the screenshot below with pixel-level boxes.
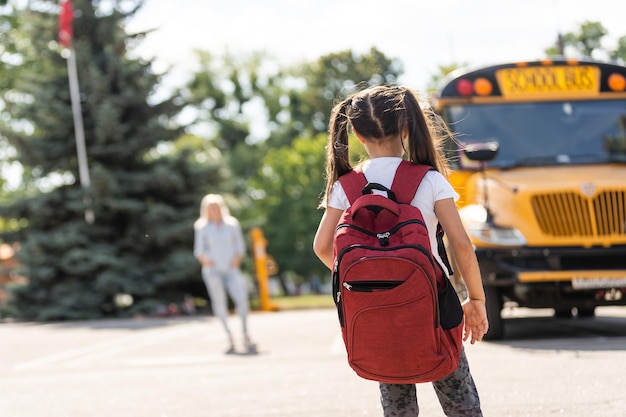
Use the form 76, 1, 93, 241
435, 197, 489, 343
435, 198, 485, 301
313, 207, 344, 269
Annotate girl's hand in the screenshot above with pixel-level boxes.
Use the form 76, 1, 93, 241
462, 299, 489, 344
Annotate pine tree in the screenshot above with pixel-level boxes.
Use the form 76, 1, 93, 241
0, 0, 222, 320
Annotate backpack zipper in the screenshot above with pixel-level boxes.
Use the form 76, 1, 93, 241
343, 280, 404, 292
336, 219, 426, 246
335, 244, 437, 272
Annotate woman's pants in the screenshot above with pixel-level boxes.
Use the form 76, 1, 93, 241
201, 267, 250, 338
379, 348, 482, 417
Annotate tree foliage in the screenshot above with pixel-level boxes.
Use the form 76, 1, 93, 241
2, 5, 622, 321
248, 135, 327, 282
426, 62, 467, 94
0, 0, 221, 320
182, 50, 278, 197
0, 2, 23, 195
545, 20, 626, 63
268, 47, 404, 147
183, 47, 403, 289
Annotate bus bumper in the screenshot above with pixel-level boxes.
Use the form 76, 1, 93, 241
475, 245, 626, 309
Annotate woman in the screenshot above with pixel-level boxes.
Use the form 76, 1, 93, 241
194, 194, 256, 354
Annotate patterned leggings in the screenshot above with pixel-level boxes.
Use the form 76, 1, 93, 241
379, 348, 482, 417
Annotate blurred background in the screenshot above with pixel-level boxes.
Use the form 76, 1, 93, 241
0, 0, 624, 321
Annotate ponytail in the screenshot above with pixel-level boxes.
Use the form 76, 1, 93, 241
320, 99, 353, 208
403, 90, 450, 176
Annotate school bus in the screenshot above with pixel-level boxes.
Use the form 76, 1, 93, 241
434, 59, 626, 339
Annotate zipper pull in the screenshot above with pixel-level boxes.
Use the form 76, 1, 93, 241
343, 282, 352, 291
377, 232, 390, 246
336, 291, 342, 303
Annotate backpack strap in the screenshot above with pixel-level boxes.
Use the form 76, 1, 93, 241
436, 223, 454, 276
339, 161, 454, 276
338, 169, 368, 206
391, 160, 454, 276
340, 161, 432, 206
390, 160, 432, 204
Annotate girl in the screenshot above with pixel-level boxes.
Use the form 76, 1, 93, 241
194, 194, 256, 354
313, 85, 489, 417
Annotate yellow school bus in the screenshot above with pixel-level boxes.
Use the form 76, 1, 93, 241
434, 59, 626, 339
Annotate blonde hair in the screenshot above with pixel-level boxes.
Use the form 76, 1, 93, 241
194, 194, 233, 230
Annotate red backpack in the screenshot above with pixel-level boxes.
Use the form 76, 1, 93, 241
332, 160, 464, 384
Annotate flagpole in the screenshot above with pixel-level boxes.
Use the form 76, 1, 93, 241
60, 0, 94, 224
65, 48, 94, 224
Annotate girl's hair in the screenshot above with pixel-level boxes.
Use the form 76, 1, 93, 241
194, 193, 233, 230
320, 85, 452, 207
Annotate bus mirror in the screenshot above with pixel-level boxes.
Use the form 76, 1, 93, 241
462, 141, 499, 225
463, 141, 499, 162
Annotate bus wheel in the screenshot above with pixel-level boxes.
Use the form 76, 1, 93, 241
575, 306, 596, 318
483, 286, 504, 341
554, 307, 574, 318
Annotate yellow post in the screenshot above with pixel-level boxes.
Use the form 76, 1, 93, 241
250, 227, 279, 311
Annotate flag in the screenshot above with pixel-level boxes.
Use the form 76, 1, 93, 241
58, 0, 74, 48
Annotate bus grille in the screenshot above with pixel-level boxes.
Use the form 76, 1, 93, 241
531, 190, 626, 237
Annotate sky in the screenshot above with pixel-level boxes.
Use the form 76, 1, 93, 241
126, 0, 626, 94
5, 0, 626, 188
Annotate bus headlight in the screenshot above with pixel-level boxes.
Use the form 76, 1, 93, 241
459, 204, 527, 246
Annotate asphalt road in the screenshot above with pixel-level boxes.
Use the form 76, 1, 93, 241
1, 306, 625, 417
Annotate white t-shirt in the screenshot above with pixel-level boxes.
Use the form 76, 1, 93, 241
328, 157, 458, 274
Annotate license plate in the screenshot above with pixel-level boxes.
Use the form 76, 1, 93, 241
496, 65, 599, 98
572, 276, 626, 290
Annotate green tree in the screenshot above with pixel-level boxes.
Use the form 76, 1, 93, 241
185, 47, 403, 151
184, 47, 403, 288
268, 47, 404, 147
564, 21, 607, 57
426, 62, 466, 94
248, 134, 327, 288
181, 49, 281, 238
545, 20, 625, 63
609, 35, 626, 63
0, 0, 221, 320
0, 2, 21, 197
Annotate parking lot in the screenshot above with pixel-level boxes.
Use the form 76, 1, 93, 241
1, 306, 625, 416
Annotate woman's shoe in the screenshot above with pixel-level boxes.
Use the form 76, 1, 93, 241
244, 337, 258, 354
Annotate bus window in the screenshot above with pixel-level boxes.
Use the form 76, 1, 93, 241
445, 100, 626, 168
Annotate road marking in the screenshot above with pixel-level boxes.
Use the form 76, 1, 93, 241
13, 323, 210, 371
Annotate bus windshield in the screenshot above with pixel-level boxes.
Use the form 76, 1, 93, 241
445, 99, 626, 168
